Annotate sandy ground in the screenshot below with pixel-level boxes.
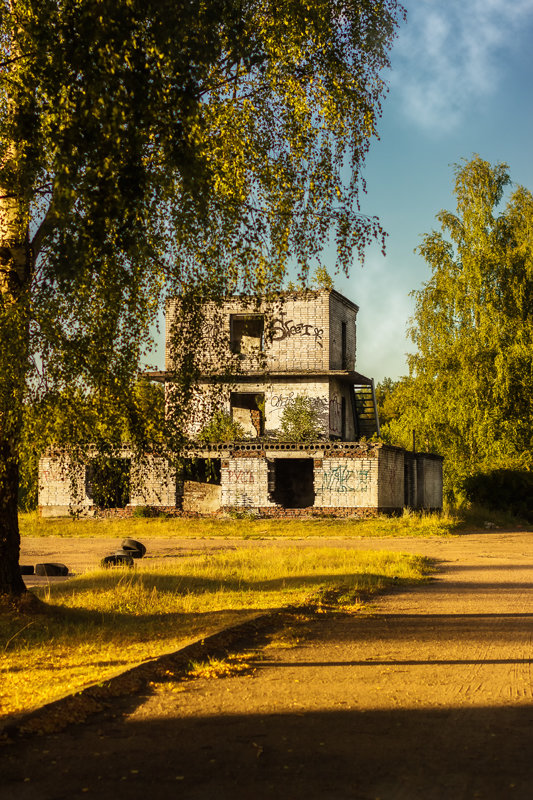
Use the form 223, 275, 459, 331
4, 529, 533, 798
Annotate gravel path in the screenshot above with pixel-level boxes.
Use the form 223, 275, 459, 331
4, 530, 533, 798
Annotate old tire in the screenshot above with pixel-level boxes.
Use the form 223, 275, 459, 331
121, 538, 146, 558
101, 553, 134, 568
35, 563, 69, 577
19, 565, 35, 575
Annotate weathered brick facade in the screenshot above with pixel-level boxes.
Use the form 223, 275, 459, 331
38, 289, 443, 516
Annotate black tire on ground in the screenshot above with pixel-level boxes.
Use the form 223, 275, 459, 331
19, 565, 35, 575
121, 538, 146, 558
34, 563, 69, 577
101, 553, 134, 568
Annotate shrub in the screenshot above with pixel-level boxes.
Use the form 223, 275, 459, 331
462, 469, 533, 522
198, 411, 245, 442
279, 395, 324, 440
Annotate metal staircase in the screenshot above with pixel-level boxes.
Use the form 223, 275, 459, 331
352, 379, 380, 439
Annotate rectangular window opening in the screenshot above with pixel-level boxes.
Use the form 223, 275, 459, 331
341, 321, 348, 369
182, 458, 221, 485
230, 392, 265, 437
230, 315, 264, 355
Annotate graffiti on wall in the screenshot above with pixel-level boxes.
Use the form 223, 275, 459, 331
322, 465, 371, 494
271, 312, 324, 348
270, 391, 328, 412
227, 469, 255, 484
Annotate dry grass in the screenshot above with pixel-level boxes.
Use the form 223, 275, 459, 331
1, 547, 431, 719
19, 509, 461, 539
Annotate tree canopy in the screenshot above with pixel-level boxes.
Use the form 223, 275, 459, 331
382, 156, 533, 501
0, 0, 405, 598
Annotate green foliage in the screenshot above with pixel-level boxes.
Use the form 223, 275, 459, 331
0, 0, 405, 592
383, 157, 533, 498
279, 395, 324, 440
311, 265, 334, 290
198, 411, 245, 443
462, 470, 533, 522
17, 380, 165, 510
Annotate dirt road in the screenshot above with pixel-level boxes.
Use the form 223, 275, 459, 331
4, 530, 533, 799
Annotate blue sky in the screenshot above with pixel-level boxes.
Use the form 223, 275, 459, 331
334, 0, 533, 383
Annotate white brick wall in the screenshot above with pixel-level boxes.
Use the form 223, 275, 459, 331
314, 457, 378, 508
221, 457, 272, 507
38, 454, 88, 512
165, 291, 338, 374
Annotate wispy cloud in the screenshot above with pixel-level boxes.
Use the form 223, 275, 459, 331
390, 0, 533, 131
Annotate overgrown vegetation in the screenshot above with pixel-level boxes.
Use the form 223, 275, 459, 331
377, 156, 533, 504
1, 0, 405, 598
279, 395, 325, 440
1, 547, 430, 718
197, 411, 245, 443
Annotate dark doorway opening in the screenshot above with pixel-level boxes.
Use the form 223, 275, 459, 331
268, 458, 315, 508
87, 457, 131, 508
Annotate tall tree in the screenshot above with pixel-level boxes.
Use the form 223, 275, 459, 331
0, 0, 404, 600
384, 157, 533, 498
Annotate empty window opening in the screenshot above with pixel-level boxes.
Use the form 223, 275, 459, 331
182, 458, 221, 485
230, 315, 264, 355
230, 392, 265, 437
268, 458, 315, 508
341, 321, 348, 369
86, 457, 130, 508
341, 396, 347, 440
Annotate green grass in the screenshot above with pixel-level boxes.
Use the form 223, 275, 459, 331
1, 547, 431, 719
19, 509, 464, 539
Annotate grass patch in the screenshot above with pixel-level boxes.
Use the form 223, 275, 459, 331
1, 547, 431, 719
20, 509, 462, 539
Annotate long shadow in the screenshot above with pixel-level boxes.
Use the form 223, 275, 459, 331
3, 703, 533, 799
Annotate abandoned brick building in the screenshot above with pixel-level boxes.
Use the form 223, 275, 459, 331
38, 289, 443, 516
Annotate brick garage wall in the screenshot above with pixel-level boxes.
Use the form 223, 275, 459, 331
221, 456, 272, 508
377, 447, 405, 509
314, 456, 378, 508
416, 455, 444, 509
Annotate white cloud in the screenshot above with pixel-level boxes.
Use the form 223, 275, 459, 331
391, 0, 533, 131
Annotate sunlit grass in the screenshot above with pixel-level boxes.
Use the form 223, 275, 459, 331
1, 547, 431, 719
19, 508, 462, 539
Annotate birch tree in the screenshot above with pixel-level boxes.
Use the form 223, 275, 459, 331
0, 0, 404, 601
384, 157, 533, 498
